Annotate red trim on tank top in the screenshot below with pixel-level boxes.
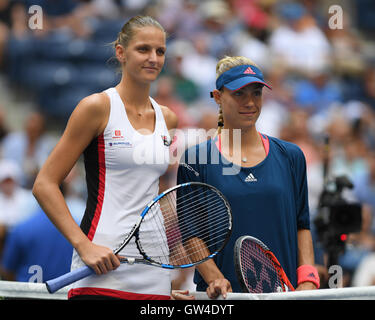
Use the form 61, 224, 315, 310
87, 134, 106, 241
68, 287, 171, 300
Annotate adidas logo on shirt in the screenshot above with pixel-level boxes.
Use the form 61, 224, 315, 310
245, 173, 257, 182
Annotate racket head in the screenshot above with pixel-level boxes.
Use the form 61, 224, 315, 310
133, 182, 232, 268
234, 235, 294, 293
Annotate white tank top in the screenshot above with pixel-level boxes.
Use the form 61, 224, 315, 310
69, 87, 172, 299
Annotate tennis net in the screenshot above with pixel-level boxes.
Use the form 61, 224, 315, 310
0, 280, 68, 300
1, 280, 375, 300
193, 286, 375, 300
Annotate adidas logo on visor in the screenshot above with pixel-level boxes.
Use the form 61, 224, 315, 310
243, 67, 256, 75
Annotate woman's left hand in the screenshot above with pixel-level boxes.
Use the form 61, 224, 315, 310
171, 290, 196, 300
296, 282, 317, 291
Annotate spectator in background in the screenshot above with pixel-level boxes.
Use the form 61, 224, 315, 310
320, 119, 374, 286
236, 33, 270, 72
1, 111, 56, 189
153, 75, 195, 129
255, 68, 292, 138
0, 0, 28, 68
0, 160, 38, 230
358, 103, 375, 150
180, 32, 218, 101
79, 0, 123, 21
198, 0, 239, 58
230, 0, 273, 71
194, 106, 218, 133
164, 39, 200, 104
361, 67, 375, 112
230, 0, 272, 33
268, 1, 332, 75
0, 105, 9, 143
324, 9, 365, 79
353, 150, 375, 236
0, 159, 38, 259
21, 0, 93, 39
279, 109, 323, 213
329, 130, 369, 180
156, 0, 202, 42
0, 205, 77, 282
0, 166, 84, 281
293, 70, 343, 116
338, 211, 374, 286
352, 252, 375, 287
323, 110, 363, 179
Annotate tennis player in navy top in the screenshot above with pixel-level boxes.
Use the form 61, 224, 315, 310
177, 56, 320, 299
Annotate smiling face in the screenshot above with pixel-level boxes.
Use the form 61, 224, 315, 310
116, 26, 166, 84
213, 83, 263, 130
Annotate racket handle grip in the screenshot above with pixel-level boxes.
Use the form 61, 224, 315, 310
45, 266, 94, 294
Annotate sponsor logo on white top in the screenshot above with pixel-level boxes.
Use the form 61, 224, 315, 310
112, 129, 124, 139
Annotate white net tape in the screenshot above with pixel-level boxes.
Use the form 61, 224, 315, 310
193, 286, 375, 300
1, 280, 375, 300
0, 281, 69, 300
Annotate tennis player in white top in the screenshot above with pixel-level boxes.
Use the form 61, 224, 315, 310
33, 16, 180, 300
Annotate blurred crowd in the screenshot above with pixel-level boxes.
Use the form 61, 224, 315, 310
0, 0, 374, 289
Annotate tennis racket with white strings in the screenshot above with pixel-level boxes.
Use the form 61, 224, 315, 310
234, 235, 294, 293
46, 182, 232, 293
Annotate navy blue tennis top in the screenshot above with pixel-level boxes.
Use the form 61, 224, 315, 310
177, 133, 310, 292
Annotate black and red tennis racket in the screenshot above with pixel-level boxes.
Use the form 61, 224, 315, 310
234, 235, 294, 293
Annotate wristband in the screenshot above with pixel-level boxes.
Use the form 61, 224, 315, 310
297, 265, 320, 289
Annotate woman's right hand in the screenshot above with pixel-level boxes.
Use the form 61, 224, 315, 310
206, 278, 232, 299
196, 259, 232, 299
76, 240, 121, 275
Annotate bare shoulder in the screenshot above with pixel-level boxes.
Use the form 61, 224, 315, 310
159, 105, 178, 131
75, 92, 109, 118
37, 92, 110, 184
69, 92, 110, 136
